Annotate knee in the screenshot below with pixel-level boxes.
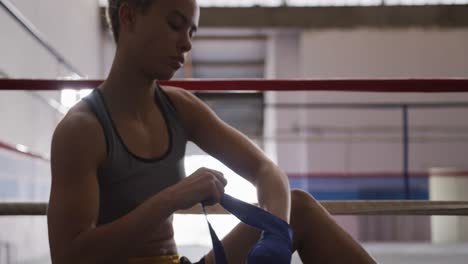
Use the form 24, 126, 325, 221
291, 188, 305, 204
289, 189, 314, 247
291, 189, 312, 212
290, 189, 321, 214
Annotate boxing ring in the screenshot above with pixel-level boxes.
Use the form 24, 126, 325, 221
0, 78, 468, 217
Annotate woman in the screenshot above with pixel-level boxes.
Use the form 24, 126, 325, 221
47, 0, 376, 263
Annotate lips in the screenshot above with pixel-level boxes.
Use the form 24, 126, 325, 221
170, 56, 184, 69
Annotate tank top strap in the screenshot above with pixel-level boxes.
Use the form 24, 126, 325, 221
154, 84, 180, 123
82, 89, 117, 155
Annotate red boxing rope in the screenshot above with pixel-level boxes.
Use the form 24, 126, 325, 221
1, 78, 468, 92
0, 141, 48, 161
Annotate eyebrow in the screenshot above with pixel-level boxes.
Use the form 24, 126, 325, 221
171, 10, 198, 33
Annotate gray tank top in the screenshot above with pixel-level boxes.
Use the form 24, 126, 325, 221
83, 85, 188, 225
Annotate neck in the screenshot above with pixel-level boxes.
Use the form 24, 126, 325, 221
100, 50, 157, 119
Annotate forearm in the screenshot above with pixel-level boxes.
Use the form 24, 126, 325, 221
62, 192, 176, 264
254, 161, 291, 223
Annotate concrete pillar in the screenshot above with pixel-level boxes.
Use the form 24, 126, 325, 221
430, 167, 468, 243
264, 31, 300, 165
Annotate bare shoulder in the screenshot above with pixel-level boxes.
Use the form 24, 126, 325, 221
161, 84, 215, 110
160, 85, 202, 118
51, 100, 106, 169
159, 85, 199, 108
57, 101, 97, 129
54, 101, 101, 144
159, 85, 216, 116
159, 85, 222, 141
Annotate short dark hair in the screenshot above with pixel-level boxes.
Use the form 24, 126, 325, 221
107, 0, 154, 44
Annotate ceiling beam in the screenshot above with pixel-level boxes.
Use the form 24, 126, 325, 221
191, 61, 264, 67
100, 5, 468, 30
198, 5, 468, 29
193, 35, 267, 41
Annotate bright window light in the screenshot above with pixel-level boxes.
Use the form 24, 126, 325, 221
79, 89, 93, 99
98, 0, 108, 7
61, 89, 93, 108
60, 89, 78, 108
173, 155, 258, 246
15, 144, 29, 153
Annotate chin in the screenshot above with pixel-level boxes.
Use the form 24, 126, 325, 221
153, 70, 175, 81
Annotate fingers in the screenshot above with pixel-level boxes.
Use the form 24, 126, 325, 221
169, 167, 228, 210
197, 167, 227, 205
204, 168, 227, 186
202, 178, 224, 206
194, 167, 227, 186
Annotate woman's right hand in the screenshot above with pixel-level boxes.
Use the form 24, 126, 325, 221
162, 167, 228, 210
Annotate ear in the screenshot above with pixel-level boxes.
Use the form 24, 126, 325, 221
119, 2, 137, 33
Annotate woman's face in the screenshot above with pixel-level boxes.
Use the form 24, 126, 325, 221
123, 0, 199, 80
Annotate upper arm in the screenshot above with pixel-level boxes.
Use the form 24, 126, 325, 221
163, 87, 269, 183
47, 109, 106, 262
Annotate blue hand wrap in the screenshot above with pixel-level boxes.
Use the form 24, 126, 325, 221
202, 194, 293, 264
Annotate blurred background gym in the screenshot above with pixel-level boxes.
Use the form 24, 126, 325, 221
1, 0, 468, 263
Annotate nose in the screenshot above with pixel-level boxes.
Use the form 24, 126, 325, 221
178, 32, 192, 53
